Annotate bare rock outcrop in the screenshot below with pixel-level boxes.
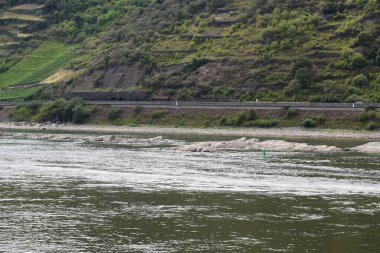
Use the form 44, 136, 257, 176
178, 138, 341, 153
350, 142, 380, 153
0, 132, 181, 147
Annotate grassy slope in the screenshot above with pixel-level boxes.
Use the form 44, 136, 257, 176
0, 41, 74, 88
0, 86, 41, 100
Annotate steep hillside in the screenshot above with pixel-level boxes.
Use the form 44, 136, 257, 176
0, 41, 74, 87
0, 1, 44, 58
0, 0, 379, 102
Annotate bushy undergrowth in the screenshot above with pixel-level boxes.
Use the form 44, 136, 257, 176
219, 110, 258, 127
10, 103, 39, 122
65, 98, 92, 123
10, 98, 93, 123
286, 108, 298, 118
107, 107, 123, 121
218, 110, 277, 128
356, 109, 379, 122
254, 119, 279, 128
303, 118, 317, 128
150, 110, 168, 120
366, 121, 377, 131
133, 105, 143, 115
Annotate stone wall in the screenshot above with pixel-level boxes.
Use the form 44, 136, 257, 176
63, 91, 149, 101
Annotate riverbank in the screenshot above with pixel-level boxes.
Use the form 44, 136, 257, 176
0, 122, 379, 140
4, 100, 379, 132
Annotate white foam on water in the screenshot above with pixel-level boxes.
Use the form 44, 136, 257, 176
0, 137, 379, 253
0, 139, 379, 197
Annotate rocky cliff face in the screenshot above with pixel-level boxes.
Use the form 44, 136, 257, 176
72, 66, 146, 91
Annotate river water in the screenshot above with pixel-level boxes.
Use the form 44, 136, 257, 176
0, 135, 379, 252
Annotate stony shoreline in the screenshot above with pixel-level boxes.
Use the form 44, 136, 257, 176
0, 122, 380, 153
0, 122, 380, 140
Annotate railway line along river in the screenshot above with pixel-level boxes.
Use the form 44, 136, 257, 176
0, 133, 379, 252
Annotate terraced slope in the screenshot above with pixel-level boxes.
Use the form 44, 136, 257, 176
0, 86, 41, 100
0, 0, 379, 102
0, 41, 74, 87
68, 0, 379, 102
0, 2, 45, 58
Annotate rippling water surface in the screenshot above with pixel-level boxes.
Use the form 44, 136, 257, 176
0, 137, 379, 252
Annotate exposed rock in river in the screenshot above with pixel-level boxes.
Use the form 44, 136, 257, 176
0, 132, 181, 147
177, 138, 341, 153
350, 142, 380, 153
3, 131, 380, 154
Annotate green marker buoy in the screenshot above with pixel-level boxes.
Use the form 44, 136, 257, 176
262, 148, 267, 161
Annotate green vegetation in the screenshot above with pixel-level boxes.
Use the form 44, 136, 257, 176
0, 0, 379, 103
0, 87, 41, 100
107, 107, 123, 121
10, 98, 93, 123
219, 110, 258, 127
366, 121, 377, 131
217, 110, 278, 128
255, 119, 279, 128
95, 107, 375, 131
73, 0, 379, 102
353, 74, 370, 87
132, 105, 143, 115
32, 99, 66, 122
150, 110, 169, 120
0, 1, 45, 65
303, 118, 318, 128
303, 116, 326, 128
7, 98, 380, 131
10, 103, 39, 122
62, 97, 92, 123
357, 109, 379, 122
286, 108, 298, 119
0, 41, 74, 87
